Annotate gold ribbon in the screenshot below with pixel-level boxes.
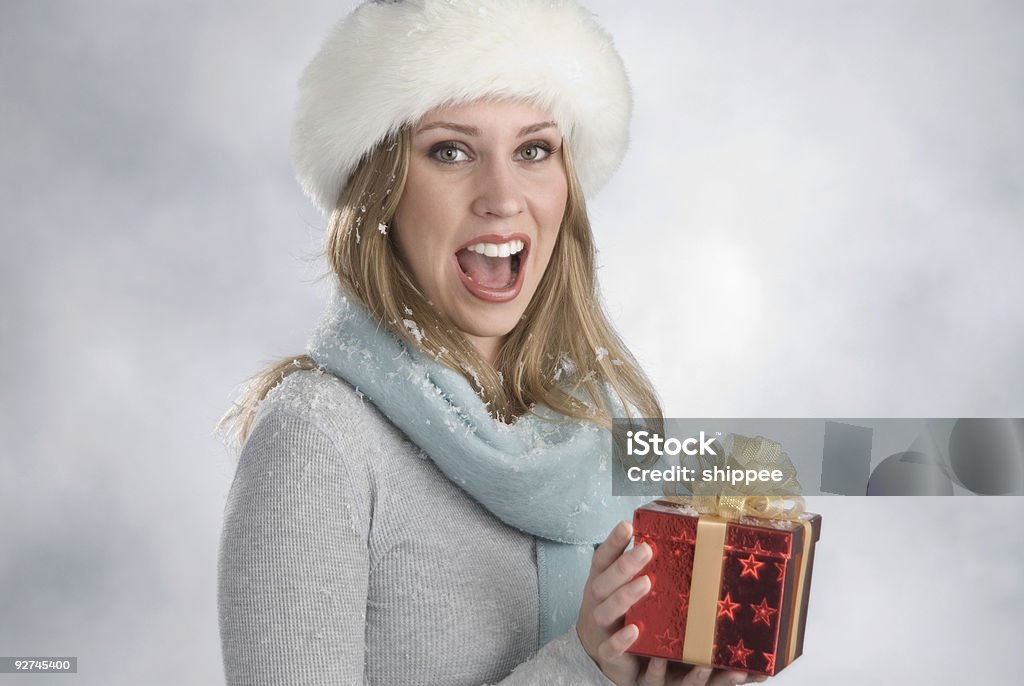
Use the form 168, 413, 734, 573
786, 518, 816, 665
681, 515, 728, 664
670, 433, 806, 521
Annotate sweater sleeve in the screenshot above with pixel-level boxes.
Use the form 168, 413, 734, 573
488, 629, 617, 686
218, 405, 617, 686
218, 408, 371, 685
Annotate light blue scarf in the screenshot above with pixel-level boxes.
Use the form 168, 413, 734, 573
307, 289, 651, 646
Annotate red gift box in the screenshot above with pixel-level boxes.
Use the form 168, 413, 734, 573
625, 499, 822, 676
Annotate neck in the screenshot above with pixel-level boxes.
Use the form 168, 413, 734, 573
462, 333, 505, 368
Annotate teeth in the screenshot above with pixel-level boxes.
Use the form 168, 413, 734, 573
466, 239, 525, 256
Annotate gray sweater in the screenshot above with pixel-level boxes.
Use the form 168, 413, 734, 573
218, 369, 617, 685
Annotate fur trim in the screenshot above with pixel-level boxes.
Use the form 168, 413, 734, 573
291, 0, 631, 213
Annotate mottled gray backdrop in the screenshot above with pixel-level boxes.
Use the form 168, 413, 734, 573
1, 1, 1021, 684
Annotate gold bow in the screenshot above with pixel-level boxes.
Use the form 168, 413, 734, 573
667, 433, 805, 521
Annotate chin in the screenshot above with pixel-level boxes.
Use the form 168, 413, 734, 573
457, 311, 522, 340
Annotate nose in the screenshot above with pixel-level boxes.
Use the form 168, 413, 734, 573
470, 157, 526, 219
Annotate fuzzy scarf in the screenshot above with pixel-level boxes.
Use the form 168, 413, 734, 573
307, 290, 650, 646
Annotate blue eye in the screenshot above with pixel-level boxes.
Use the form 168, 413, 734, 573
432, 143, 469, 163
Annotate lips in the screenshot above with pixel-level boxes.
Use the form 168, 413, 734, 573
454, 233, 530, 303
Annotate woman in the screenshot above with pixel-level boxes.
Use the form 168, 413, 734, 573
218, 1, 762, 684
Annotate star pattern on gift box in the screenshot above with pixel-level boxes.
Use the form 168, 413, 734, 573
655, 628, 680, 653
667, 532, 691, 559
717, 592, 741, 620
750, 597, 778, 626
774, 561, 787, 578
762, 652, 776, 673
669, 530, 693, 545
678, 591, 689, 615
739, 553, 765, 579
726, 638, 754, 668
750, 540, 770, 557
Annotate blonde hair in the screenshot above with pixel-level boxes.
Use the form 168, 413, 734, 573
220, 126, 662, 444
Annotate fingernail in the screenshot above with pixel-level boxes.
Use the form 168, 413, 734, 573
618, 520, 632, 538
696, 668, 712, 678
633, 574, 652, 596
634, 542, 652, 562
730, 673, 747, 685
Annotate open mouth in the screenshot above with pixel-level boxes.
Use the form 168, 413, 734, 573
454, 235, 529, 303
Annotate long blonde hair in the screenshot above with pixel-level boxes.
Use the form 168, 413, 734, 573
220, 126, 662, 444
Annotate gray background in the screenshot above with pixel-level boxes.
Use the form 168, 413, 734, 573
1, 1, 1021, 683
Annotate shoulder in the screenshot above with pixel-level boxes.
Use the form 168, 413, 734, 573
238, 367, 399, 493
250, 367, 388, 449
233, 368, 385, 538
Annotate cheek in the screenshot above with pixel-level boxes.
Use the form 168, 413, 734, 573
539, 183, 568, 246
391, 219, 429, 289
533, 184, 568, 277
392, 207, 453, 298
542, 175, 568, 228
390, 212, 415, 267
394, 169, 451, 250
392, 186, 434, 264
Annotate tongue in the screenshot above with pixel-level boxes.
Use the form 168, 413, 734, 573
456, 249, 513, 289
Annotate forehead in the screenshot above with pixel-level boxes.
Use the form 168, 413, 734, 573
414, 98, 561, 135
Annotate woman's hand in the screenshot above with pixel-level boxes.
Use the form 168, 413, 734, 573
576, 520, 654, 685
640, 660, 768, 685
576, 521, 768, 686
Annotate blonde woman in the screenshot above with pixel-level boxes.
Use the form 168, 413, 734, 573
218, 2, 762, 685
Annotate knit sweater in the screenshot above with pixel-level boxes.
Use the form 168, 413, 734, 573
218, 368, 618, 685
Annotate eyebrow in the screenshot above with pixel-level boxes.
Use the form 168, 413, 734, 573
415, 120, 558, 137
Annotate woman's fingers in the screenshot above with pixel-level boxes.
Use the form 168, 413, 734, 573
667, 665, 766, 686
675, 667, 713, 686
707, 670, 761, 685
592, 574, 652, 626
590, 540, 653, 600
638, 657, 668, 686
596, 623, 639, 663
590, 520, 633, 577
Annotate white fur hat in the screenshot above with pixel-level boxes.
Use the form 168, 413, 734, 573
291, 0, 632, 213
